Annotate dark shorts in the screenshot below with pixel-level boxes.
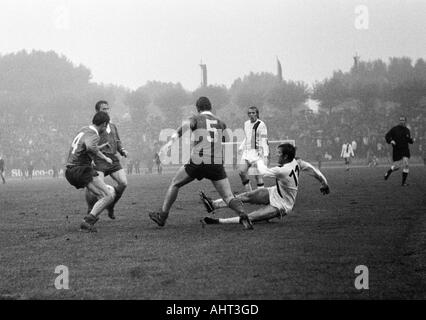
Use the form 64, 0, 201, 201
393, 148, 410, 162
184, 161, 227, 181
94, 154, 123, 176
65, 165, 98, 189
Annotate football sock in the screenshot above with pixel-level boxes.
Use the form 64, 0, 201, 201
257, 183, 265, 189
402, 169, 409, 185
228, 198, 245, 216
90, 194, 114, 217
212, 199, 227, 209
111, 186, 125, 207
242, 179, 252, 192
218, 217, 240, 224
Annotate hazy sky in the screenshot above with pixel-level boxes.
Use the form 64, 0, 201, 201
0, 0, 425, 91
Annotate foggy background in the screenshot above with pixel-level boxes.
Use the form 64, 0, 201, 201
0, 0, 425, 176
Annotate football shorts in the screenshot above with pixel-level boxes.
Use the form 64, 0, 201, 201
65, 165, 98, 189
267, 186, 293, 217
94, 154, 123, 176
184, 160, 227, 181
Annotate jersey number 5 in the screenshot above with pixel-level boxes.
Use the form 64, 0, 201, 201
289, 165, 300, 186
206, 119, 218, 143
71, 132, 85, 154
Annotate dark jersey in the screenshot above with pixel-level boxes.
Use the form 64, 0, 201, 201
180, 111, 228, 165
385, 125, 413, 151
66, 126, 100, 167
98, 123, 124, 156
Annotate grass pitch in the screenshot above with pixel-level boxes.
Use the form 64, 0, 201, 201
0, 166, 425, 299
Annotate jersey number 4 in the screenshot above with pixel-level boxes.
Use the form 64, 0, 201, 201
71, 132, 85, 154
289, 165, 300, 186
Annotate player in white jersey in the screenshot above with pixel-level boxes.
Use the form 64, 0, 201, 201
200, 143, 330, 225
238, 106, 269, 192
340, 141, 354, 171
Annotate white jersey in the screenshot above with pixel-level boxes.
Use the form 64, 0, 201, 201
240, 119, 269, 157
256, 158, 328, 214
341, 143, 354, 158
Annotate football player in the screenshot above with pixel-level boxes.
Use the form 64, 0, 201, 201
200, 143, 330, 225
149, 96, 253, 230
238, 106, 269, 192
65, 111, 116, 232
384, 116, 414, 186
85, 100, 128, 219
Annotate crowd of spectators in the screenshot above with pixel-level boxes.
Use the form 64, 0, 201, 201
1, 106, 425, 178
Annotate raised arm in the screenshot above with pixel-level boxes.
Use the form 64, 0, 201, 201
297, 159, 330, 194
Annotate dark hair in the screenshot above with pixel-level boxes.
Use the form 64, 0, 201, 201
92, 111, 110, 126
248, 106, 259, 117
278, 143, 296, 161
95, 100, 109, 112
196, 96, 212, 111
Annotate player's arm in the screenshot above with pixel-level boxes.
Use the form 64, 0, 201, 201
407, 129, 414, 144
161, 117, 195, 154
259, 123, 269, 158
86, 134, 113, 164
113, 124, 128, 157
297, 159, 330, 194
254, 157, 281, 178
385, 128, 396, 145
340, 145, 344, 157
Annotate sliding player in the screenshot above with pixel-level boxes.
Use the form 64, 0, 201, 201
200, 143, 330, 225
149, 96, 253, 230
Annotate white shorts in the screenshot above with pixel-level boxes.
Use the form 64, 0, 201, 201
240, 149, 265, 175
267, 186, 293, 217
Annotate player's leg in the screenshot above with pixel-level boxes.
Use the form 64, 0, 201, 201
149, 165, 195, 226
81, 176, 115, 231
401, 157, 409, 186
108, 168, 128, 218
203, 188, 270, 211
385, 159, 401, 180
204, 205, 280, 225
238, 161, 252, 192
85, 171, 105, 213
210, 178, 253, 229
254, 175, 265, 189
1, 170, 5, 184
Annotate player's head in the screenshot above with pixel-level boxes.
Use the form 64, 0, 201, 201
95, 100, 110, 114
247, 106, 259, 122
277, 143, 296, 165
399, 116, 407, 126
92, 111, 110, 133
195, 96, 212, 112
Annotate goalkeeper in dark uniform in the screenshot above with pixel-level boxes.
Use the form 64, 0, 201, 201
384, 116, 414, 186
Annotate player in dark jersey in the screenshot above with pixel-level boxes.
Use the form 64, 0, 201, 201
85, 100, 128, 220
65, 111, 116, 232
0, 155, 6, 184
384, 116, 414, 186
149, 96, 253, 230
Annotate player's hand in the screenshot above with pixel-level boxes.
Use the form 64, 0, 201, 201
320, 185, 330, 195
122, 149, 129, 158
391, 140, 396, 146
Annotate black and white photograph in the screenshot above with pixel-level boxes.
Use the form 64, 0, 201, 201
0, 0, 425, 305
